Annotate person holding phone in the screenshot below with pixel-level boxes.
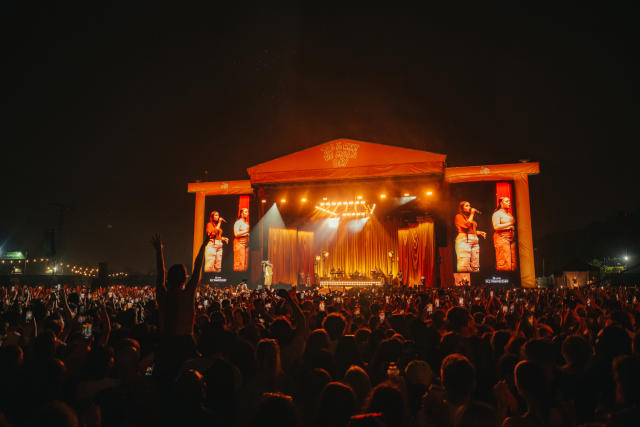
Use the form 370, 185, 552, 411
454, 201, 486, 272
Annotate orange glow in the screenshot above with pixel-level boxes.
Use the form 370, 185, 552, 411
426, 191, 433, 196
301, 197, 307, 203
357, 195, 363, 200
380, 194, 386, 199
261, 199, 266, 203
280, 199, 286, 203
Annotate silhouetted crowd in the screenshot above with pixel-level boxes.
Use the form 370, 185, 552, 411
2, 276, 640, 426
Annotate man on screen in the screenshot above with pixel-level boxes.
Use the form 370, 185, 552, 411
454, 201, 486, 272
492, 197, 517, 271
233, 208, 250, 271
205, 210, 228, 273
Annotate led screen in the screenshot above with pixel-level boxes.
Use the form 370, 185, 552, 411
202, 195, 251, 285
449, 181, 519, 285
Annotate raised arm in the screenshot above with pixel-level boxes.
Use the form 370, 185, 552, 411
152, 233, 166, 293
186, 239, 208, 291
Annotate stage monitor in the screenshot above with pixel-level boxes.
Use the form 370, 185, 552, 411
202, 195, 253, 286
449, 181, 519, 286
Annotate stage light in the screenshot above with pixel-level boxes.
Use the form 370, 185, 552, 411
261, 199, 266, 203
320, 202, 325, 206
360, 200, 365, 204
370, 203, 376, 214
624, 255, 629, 261
323, 197, 327, 200
280, 199, 286, 203
331, 202, 336, 206
349, 201, 354, 205
357, 195, 363, 200
426, 191, 433, 196
337, 202, 342, 206
301, 197, 307, 203
380, 194, 386, 199
403, 193, 410, 197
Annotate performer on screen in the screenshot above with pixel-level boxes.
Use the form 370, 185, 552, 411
492, 196, 517, 271
205, 210, 228, 273
233, 207, 250, 271
454, 201, 486, 272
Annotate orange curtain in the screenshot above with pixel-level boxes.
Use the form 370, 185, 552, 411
297, 231, 314, 286
268, 228, 297, 285
398, 221, 435, 288
319, 216, 399, 278
267, 228, 315, 286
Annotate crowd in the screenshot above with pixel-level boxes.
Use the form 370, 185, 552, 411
1, 237, 640, 426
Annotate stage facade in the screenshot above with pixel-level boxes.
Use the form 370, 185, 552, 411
188, 139, 539, 288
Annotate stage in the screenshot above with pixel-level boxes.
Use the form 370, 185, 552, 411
188, 139, 539, 288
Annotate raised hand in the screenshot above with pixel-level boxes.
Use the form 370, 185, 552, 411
151, 233, 163, 251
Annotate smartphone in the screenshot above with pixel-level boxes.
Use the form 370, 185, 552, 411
435, 298, 440, 308
427, 303, 433, 314
203, 299, 209, 307
145, 365, 154, 377
490, 290, 494, 298
379, 312, 385, 322
385, 296, 390, 304
82, 323, 92, 339
458, 297, 464, 307
56, 284, 62, 291
26, 310, 33, 321
502, 305, 508, 314
319, 302, 325, 312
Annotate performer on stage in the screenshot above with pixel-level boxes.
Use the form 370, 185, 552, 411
261, 260, 273, 289
233, 207, 250, 271
492, 197, 517, 271
454, 201, 486, 272
205, 210, 228, 273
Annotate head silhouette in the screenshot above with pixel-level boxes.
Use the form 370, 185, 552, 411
167, 264, 187, 290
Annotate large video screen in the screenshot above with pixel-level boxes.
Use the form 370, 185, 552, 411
202, 195, 252, 285
449, 182, 519, 286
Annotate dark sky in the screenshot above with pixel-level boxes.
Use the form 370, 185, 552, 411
2, 4, 638, 272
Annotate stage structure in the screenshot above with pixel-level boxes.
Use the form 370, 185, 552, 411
188, 139, 539, 288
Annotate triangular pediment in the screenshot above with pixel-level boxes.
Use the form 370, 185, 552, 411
247, 139, 446, 184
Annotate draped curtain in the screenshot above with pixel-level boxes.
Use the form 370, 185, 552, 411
398, 221, 435, 288
296, 231, 314, 285
319, 216, 399, 278
268, 228, 314, 285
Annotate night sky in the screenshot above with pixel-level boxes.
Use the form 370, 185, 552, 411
2, 4, 638, 273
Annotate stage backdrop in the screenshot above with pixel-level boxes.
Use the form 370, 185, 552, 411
398, 221, 435, 287
267, 228, 314, 286
320, 216, 399, 281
